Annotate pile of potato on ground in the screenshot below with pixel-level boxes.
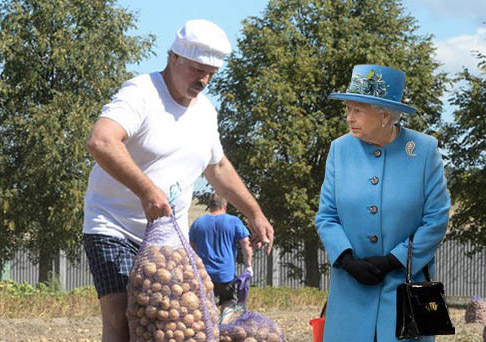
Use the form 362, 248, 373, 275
220, 317, 284, 342
127, 244, 220, 342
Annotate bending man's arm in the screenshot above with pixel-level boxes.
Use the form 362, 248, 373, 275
86, 117, 172, 221
240, 237, 253, 271
204, 156, 274, 255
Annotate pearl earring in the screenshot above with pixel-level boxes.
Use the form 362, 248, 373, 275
382, 122, 386, 128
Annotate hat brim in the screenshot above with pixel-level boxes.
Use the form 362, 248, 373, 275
329, 93, 416, 114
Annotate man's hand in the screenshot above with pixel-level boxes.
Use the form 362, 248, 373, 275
140, 186, 172, 222
248, 214, 274, 255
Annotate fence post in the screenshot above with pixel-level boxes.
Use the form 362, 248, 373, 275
1, 261, 10, 281
266, 246, 280, 287
53, 250, 67, 290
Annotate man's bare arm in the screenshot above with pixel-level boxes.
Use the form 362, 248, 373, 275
204, 156, 274, 254
86, 118, 171, 221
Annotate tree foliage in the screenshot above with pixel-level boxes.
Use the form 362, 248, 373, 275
0, 0, 155, 276
443, 50, 486, 254
210, 0, 447, 287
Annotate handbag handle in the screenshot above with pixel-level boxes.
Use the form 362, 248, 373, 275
406, 234, 432, 284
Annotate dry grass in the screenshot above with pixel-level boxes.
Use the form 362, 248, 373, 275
0, 283, 484, 342
0, 284, 99, 319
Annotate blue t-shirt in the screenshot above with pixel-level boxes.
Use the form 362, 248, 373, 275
189, 213, 250, 283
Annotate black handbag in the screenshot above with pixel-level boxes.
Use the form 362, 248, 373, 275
396, 235, 455, 339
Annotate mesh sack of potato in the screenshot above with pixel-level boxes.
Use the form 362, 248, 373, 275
219, 271, 285, 342
127, 215, 220, 342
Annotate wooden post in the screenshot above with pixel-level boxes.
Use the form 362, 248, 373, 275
266, 246, 280, 287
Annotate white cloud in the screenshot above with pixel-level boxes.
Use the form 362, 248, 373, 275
434, 28, 486, 76
417, 0, 486, 19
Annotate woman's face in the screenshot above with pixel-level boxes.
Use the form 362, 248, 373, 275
345, 101, 386, 144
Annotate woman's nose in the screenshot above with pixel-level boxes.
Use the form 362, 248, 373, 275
346, 111, 355, 122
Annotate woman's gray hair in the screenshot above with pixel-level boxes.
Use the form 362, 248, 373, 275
373, 105, 402, 125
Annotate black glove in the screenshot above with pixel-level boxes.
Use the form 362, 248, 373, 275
363, 254, 402, 276
338, 250, 383, 285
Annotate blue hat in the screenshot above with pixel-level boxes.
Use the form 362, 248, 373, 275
329, 64, 416, 114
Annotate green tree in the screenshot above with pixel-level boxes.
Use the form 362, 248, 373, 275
0, 0, 155, 282
211, 0, 446, 287
443, 50, 486, 254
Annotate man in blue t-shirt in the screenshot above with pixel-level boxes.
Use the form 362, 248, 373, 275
189, 192, 253, 312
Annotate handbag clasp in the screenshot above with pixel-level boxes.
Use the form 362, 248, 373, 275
426, 301, 438, 311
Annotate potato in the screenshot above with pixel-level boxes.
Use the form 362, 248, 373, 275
135, 326, 145, 337
160, 245, 174, 257
179, 306, 188, 315
194, 331, 206, 342
169, 308, 180, 320
156, 268, 172, 284
173, 329, 185, 341
193, 309, 202, 321
156, 309, 169, 321
139, 316, 149, 327
183, 313, 195, 326
142, 278, 151, 291
145, 305, 157, 319
172, 284, 183, 297
136, 293, 149, 306
154, 330, 165, 342
142, 331, 152, 340
244, 338, 257, 342
143, 262, 157, 277
149, 292, 163, 306
267, 333, 280, 342
181, 292, 200, 310
171, 251, 183, 263
161, 284, 171, 296
185, 327, 195, 337
232, 326, 247, 340
151, 282, 162, 292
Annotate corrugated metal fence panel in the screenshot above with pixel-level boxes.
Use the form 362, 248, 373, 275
7, 239, 486, 296
64, 249, 94, 291
10, 250, 38, 286
436, 239, 486, 297
8, 248, 94, 290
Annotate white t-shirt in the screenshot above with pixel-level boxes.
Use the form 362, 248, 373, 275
83, 72, 224, 244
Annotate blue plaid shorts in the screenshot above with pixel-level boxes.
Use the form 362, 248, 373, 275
83, 234, 140, 298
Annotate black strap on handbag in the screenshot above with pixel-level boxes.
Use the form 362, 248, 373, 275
396, 234, 455, 340
320, 300, 327, 318
406, 235, 432, 283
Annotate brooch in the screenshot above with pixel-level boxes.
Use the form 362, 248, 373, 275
405, 140, 417, 157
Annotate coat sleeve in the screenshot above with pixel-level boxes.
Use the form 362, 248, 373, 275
390, 137, 450, 276
315, 142, 353, 265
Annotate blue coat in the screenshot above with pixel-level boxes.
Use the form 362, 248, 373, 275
315, 127, 450, 342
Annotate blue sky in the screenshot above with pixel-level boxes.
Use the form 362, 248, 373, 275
117, 0, 485, 191
120, 0, 486, 78
119, 0, 486, 121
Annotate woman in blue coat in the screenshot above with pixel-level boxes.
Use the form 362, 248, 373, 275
315, 65, 450, 342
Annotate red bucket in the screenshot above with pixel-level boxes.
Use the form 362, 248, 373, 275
309, 317, 325, 342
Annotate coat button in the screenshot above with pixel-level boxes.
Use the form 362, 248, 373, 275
370, 176, 379, 185
369, 235, 379, 243
369, 205, 378, 214
373, 150, 382, 158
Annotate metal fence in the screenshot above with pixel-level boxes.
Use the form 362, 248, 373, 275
3, 239, 486, 297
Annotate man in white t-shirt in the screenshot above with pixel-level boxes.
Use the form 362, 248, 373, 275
82, 19, 274, 342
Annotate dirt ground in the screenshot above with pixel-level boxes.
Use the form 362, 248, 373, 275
0, 307, 482, 342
